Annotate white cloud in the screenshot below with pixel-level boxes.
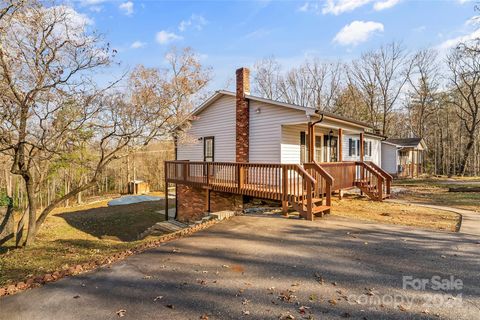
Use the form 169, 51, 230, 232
155, 30, 183, 44
321, 0, 400, 15
178, 14, 208, 32
373, 0, 401, 11
323, 0, 372, 15
245, 28, 271, 39
439, 28, 480, 49
119, 1, 134, 16
333, 20, 384, 46
130, 41, 146, 49
79, 0, 107, 6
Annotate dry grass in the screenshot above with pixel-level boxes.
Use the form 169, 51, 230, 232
331, 194, 460, 232
393, 177, 480, 212
0, 196, 171, 286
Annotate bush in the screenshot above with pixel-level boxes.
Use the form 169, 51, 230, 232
0, 193, 12, 207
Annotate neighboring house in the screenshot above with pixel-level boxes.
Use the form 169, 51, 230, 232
381, 138, 427, 178
165, 68, 393, 222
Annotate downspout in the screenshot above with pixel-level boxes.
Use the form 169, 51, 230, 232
307, 111, 324, 162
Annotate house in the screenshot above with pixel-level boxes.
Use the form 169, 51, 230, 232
381, 138, 427, 178
165, 68, 393, 222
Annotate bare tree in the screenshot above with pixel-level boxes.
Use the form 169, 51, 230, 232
253, 57, 342, 110
0, 1, 210, 245
348, 42, 412, 135
447, 44, 480, 175
406, 49, 441, 138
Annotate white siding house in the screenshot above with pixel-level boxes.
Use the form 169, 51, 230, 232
177, 91, 384, 167
177, 95, 236, 162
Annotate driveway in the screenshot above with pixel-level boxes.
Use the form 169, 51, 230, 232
1, 214, 479, 320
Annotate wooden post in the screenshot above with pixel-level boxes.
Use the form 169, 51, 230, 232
359, 133, 364, 162
238, 164, 245, 190
205, 188, 210, 213
306, 179, 313, 221
282, 166, 288, 215
307, 122, 315, 163
164, 161, 169, 221
377, 177, 383, 201
338, 128, 343, 162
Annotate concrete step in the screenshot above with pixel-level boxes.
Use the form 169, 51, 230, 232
209, 210, 235, 220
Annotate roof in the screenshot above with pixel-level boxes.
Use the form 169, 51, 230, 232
385, 138, 424, 147
191, 90, 374, 129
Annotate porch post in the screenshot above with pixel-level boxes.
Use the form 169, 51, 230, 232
359, 133, 364, 162
338, 128, 343, 162
307, 122, 315, 163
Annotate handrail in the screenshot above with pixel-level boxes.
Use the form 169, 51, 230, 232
294, 164, 316, 185
312, 160, 335, 185
366, 161, 393, 181
355, 161, 385, 182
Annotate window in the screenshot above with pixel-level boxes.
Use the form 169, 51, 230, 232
204, 137, 214, 162
349, 138, 355, 156
315, 136, 322, 162
364, 140, 372, 157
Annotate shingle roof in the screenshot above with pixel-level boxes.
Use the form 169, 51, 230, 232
386, 138, 423, 147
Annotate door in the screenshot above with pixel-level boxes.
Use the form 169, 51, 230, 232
204, 137, 214, 162
323, 135, 338, 162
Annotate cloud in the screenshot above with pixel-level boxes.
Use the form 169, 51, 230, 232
119, 1, 134, 16
320, 0, 400, 15
130, 41, 146, 49
333, 20, 384, 46
178, 14, 208, 32
155, 30, 183, 44
439, 28, 480, 49
322, 0, 372, 15
373, 0, 401, 11
245, 28, 271, 39
79, 0, 107, 6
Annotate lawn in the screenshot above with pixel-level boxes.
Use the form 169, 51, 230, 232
331, 194, 460, 232
393, 177, 480, 212
0, 197, 171, 287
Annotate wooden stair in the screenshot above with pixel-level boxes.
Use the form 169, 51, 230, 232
291, 194, 331, 220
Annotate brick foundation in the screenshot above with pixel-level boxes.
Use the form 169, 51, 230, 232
176, 185, 243, 222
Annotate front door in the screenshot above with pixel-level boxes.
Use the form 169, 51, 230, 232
204, 137, 214, 162
323, 135, 338, 162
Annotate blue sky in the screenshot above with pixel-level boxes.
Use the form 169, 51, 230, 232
73, 0, 478, 89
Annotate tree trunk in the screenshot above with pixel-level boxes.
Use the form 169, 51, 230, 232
459, 135, 475, 176
23, 175, 37, 246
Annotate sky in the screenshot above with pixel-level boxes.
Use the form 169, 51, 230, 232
71, 0, 478, 90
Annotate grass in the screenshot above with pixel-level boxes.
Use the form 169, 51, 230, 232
331, 194, 460, 232
0, 196, 171, 287
393, 177, 480, 212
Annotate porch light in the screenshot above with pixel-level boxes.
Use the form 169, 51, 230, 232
255, 107, 261, 114
198, 137, 203, 141
329, 129, 333, 137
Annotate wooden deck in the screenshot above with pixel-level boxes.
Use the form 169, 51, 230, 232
165, 160, 392, 221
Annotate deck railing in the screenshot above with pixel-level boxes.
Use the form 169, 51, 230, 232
165, 160, 390, 214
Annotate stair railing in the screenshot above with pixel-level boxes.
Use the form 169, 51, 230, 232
355, 162, 385, 201
304, 161, 334, 208
365, 161, 392, 196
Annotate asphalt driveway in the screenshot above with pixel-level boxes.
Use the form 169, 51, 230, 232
1, 214, 479, 320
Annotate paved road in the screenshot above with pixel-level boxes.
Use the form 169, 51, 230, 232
1, 215, 479, 320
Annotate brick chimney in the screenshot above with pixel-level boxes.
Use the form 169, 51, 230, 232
236, 67, 250, 163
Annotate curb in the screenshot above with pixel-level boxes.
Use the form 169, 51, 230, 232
0, 217, 227, 298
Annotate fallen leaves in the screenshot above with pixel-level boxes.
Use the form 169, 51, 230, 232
116, 309, 126, 317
